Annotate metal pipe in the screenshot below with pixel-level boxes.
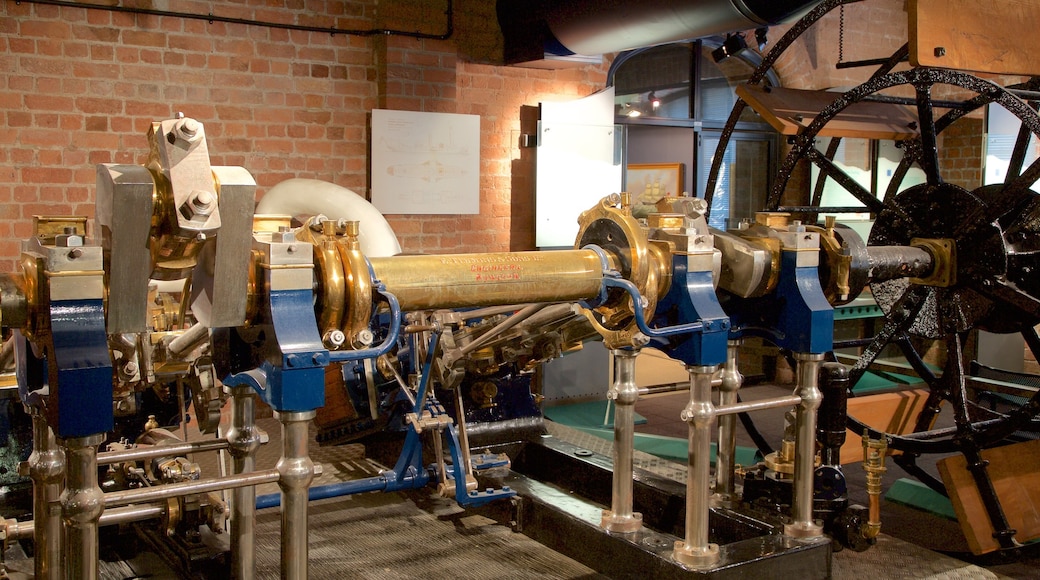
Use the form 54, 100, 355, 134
98, 503, 165, 527
368, 250, 610, 311
452, 386, 474, 486
103, 470, 280, 507
277, 411, 317, 580
98, 439, 230, 466
61, 433, 105, 580
16, 0, 453, 40
716, 395, 803, 417
713, 340, 742, 506
457, 303, 537, 321
637, 377, 722, 395
166, 322, 210, 358
866, 245, 934, 281
227, 385, 263, 580
27, 408, 64, 580
785, 353, 825, 538
600, 349, 643, 533
458, 303, 550, 356
6, 503, 165, 542
674, 365, 721, 568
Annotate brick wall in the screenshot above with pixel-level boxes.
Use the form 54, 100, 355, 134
0, 0, 608, 272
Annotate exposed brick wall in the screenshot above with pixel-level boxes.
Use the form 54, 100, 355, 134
0, 0, 608, 272
938, 117, 984, 189
4, 0, 1018, 267
375, 0, 608, 253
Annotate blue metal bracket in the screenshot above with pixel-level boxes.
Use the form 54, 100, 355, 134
328, 282, 402, 363
727, 250, 833, 354
42, 299, 113, 438
649, 254, 730, 367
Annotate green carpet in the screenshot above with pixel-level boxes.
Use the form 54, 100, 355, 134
884, 478, 957, 521
544, 399, 647, 429
545, 400, 761, 465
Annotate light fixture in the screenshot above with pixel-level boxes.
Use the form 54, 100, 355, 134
711, 33, 748, 63
649, 91, 660, 111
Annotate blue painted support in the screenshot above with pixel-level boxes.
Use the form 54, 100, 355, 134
650, 254, 730, 368
254, 330, 514, 509
328, 282, 402, 363
42, 300, 113, 438
444, 421, 516, 507
772, 251, 834, 354
594, 272, 728, 367
597, 276, 708, 338
252, 288, 328, 412
726, 250, 834, 355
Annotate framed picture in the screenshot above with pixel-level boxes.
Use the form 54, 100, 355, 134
627, 163, 685, 214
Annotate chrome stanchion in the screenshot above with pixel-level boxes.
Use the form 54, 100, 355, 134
227, 385, 263, 580
674, 365, 721, 568
785, 352, 825, 538
600, 348, 643, 533
61, 434, 105, 580
713, 340, 742, 506
26, 407, 64, 580
277, 410, 317, 580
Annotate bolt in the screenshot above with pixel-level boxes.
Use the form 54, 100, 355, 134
176, 117, 200, 140
312, 352, 328, 366
188, 190, 215, 216
67, 248, 83, 260
934, 46, 946, 58
356, 329, 374, 347
286, 354, 300, 368
122, 361, 138, 376
323, 330, 346, 348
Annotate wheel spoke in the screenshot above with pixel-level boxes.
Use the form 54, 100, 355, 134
915, 83, 943, 186
849, 286, 928, 387
1005, 111, 1037, 184
943, 332, 972, 428
976, 277, 1040, 320
805, 147, 883, 213
895, 333, 939, 385
1008, 155, 1040, 193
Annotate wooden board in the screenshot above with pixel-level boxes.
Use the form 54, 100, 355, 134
840, 388, 930, 464
736, 85, 919, 141
910, 0, 1040, 75
937, 438, 1040, 554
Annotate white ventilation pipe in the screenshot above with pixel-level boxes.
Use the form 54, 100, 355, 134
256, 178, 402, 257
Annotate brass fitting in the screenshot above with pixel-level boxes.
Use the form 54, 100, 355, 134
862, 430, 887, 540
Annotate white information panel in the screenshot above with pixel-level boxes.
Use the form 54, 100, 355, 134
536, 88, 622, 248
371, 109, 481, 215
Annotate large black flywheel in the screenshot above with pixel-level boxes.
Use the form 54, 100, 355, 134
704, 0, 1040, 552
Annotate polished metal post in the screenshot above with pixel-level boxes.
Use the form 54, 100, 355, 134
785, 352, 825, 538
600, 348, 643, 533
26, 407, 64, 580
227, 385, 263, 580
277, 410, 316, 580
674, 365, 720, 568
713, 340, 742, 506
61, 434, 105, 580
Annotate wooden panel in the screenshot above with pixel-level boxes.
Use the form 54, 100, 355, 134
839, 388, 930, 464
937, 439, 1040, 554
910, 0, 1040, 75
736, 85, 919, 141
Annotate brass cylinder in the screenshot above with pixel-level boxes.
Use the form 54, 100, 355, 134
367, 249, 611, 311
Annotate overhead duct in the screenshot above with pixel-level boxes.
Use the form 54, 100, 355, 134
498, 0, 823, 65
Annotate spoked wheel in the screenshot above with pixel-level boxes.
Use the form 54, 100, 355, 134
767, 66, 1040, 550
